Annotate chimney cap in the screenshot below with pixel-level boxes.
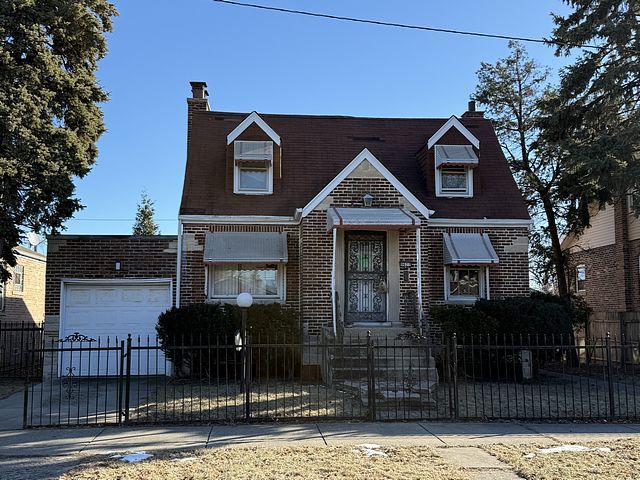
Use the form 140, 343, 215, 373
190, 81, 209, 99
462, 99, 484, 118
468, 100, 476, 112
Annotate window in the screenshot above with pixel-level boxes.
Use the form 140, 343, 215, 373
445, 267, 485, 302
233, 141, 273, 194
437, 166, 473, 197
0, 281, 4, 311
576, 265, 586, 293
209, 263, 284, 300
13, 265, 24, 294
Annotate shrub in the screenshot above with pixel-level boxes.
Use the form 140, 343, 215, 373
231, 303, 301, 379
156, 303, 239, 376
430, 305, 496, 338
156, 302, 301, 379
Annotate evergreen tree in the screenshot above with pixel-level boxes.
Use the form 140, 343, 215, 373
132, 192, 160, 236
545, 0, 640, 231
474, 41, 571, 295
0, 1, 117, 281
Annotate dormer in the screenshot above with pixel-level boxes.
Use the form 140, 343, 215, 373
427, 116, 480, 198
226, 112, 281, 195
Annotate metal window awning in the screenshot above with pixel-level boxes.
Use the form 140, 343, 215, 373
435, 145, 479, 168
443, 232, 499, 266
327, 207, 421, 231
203, 232, 288, 263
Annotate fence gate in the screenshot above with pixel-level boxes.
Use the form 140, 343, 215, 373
24, 335, 130, 427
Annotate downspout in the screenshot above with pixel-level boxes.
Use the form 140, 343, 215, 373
176, 219, 183, 308
416, 227, 424, 335
331, 227, 337, 336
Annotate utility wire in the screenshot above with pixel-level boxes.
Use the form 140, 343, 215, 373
212, 0, 609, 52
65, 218, 176, 222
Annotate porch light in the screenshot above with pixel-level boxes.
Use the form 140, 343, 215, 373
362, 193, 374, 207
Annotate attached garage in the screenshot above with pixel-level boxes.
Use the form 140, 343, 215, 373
59, 279, 172, 376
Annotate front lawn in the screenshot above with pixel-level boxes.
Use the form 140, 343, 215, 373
485, 438, 640, 480
60, 445, 469, 480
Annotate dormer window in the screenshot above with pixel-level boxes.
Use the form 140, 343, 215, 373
435, 145, 477, 198
234, 141, 273, 194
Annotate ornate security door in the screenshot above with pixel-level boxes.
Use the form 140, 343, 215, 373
345, 232, 387, 324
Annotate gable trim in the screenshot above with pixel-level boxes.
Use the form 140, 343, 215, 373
226, 112, 281, 145
427, 116, 480, 149
301, 148, 434, 219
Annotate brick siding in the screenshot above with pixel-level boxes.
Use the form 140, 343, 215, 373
1, 248, 46, 325
45, 235, 178, 316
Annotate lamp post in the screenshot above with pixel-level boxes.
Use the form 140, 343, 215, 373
236, 293, 253, 413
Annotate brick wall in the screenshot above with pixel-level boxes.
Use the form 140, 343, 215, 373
179, 223, 300, 310
1, 248, 46, 325
45, 235, 178, 316
424, 226, 530, 306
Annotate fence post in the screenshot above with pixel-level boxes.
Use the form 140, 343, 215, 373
118, 339, 125, 425
366, 331, 376, 421
22, 341, 31, 429
452, 333, 459, 420
605, 332, 616, 419
124, 335, 132, 423
245, 334, 251, 420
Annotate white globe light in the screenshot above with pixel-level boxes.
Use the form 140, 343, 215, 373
236, 292, 253, 308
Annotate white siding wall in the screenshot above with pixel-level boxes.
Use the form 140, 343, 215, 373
629, 212, 640, 241
566, 204, 616, 251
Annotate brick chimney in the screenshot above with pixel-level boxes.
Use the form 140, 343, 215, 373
462, 100, 484, 118
187, 81, 210, 155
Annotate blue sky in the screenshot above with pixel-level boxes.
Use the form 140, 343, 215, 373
62, 0, 573, 236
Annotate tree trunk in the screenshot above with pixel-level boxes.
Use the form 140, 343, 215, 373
541, 195, 569, 297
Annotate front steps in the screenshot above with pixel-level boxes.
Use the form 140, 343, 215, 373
327, 326, 439, 412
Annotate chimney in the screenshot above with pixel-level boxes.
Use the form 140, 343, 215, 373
190, 81, 208, 100
462, 99, 484, 118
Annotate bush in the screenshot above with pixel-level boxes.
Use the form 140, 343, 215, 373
156, 302, 301, 379
430, 305, 496, 338
156, 303, 239, 376
231, 303, 301, 379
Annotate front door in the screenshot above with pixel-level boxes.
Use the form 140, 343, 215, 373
345, 231, 387, 324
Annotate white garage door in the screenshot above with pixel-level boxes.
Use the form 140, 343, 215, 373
60, 281, 172, 376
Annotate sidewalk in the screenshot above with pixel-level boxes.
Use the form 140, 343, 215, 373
1, 421, 640, 456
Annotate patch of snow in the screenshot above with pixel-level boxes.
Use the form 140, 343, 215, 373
109, 451, 153, 463
524, 453, 536, 459
537, 445, 611, 455
353, 444, 388, 457
172, 457, 197, 463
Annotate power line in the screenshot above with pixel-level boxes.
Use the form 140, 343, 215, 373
211, 0, 606, 52
65, 218, 176, 222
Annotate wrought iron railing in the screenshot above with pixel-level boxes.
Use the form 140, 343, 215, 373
21, 332, 640, 427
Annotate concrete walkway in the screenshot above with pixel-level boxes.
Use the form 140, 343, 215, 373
1, 422, 640, 478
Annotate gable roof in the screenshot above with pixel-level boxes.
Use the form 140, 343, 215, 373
226, 112, 281, 145
181, 111, 529, 220
427, 116, 480, 149
302, 148, 434, 218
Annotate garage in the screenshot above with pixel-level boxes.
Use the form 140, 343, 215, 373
59, 279, 172, 376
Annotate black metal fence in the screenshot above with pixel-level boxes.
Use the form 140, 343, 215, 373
22, 332, 640, 427
0, 322, 43, 378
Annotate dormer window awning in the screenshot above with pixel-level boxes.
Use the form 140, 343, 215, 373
435, 145, 479, 168
234, 141, 273, 162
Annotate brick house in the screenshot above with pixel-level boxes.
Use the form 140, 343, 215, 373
178, 82, 531, 338
1, 245, 46, 325
43, 82, 531, 348
563, 197, 640, 329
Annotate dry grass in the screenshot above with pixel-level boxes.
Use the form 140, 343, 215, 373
132, 381, 365, 422
60, 445, 469, 480
485, 438, 640, 480
0, 379, 24, 400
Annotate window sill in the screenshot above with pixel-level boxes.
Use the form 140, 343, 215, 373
206, 298, 284, 305
233, 191, 273, 196
444, 297, 480, 306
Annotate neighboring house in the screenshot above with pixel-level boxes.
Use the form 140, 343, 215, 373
563, 197, 640, 319
43, 82, 531, 352
1, 246, 46, 325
